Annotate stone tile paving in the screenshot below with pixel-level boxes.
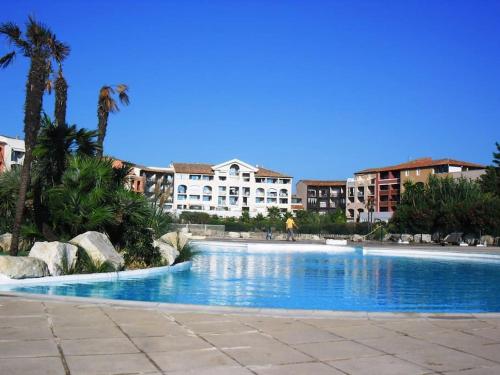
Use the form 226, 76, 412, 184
1, 296, 500, 374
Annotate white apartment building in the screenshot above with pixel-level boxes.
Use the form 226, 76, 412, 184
171, 159, 293, 217
0, 135, 25, 173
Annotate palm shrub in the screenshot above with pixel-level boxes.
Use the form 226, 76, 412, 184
0, 168, 20, 233
168, 233, 200, 265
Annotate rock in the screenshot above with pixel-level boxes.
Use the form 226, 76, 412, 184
240, 232, 251, 239
384, 234, 400, 242
29, 241, 78, 276
0, 256, 49, 279
153, 240, 179, 265
480, 235, 495, 246
70, 231, 124, 270
311, 235, 321, 241
401, 234, 413, 242
383, 233, 393, 242
351, 234, 364, 242
0, 233, 12, 252
227, 231, 240, 239
159, 232, 190, 249
414, 234, 432, 243
463, 233, 477, 245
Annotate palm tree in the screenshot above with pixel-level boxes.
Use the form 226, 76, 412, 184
96, 84, 129, 157
54, 64, 68, 127
0, 17, 69, 255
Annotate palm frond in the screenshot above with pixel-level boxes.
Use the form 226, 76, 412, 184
0, 51, 15, 68
0, 22, 29, 52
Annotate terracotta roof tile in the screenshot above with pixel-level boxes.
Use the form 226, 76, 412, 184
255, 167, 291, 178
355, 158, 485, 174
172, 163, 214, 175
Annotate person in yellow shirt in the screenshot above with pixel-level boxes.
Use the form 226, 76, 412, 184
285, 216, 297, 241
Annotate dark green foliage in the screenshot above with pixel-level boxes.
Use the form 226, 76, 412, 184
170, 234, 200, 265
390, 175, 500, 236
72, 247, 116, 274
175, 207, 360, 235
0, 169, 20, 233
480, 142, 500, 196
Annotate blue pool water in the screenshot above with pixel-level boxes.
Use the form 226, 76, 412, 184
3, 244, 500, 312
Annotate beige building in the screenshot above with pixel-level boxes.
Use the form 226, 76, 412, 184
346, 173, 376, 222
0, 135, 25, 173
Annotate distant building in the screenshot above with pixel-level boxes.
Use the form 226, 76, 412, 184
291, 194, 304, 213
296, 180, 347, 214
170, 159, 293, 217
127, 165, 174, 208
353, 157, 485, 222
0, 135, 25, 173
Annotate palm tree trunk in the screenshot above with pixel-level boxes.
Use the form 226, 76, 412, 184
54, 72, 67, 127
96, 106, 108, 157
10, 55, 48, 255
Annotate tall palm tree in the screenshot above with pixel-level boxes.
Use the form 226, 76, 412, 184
54, 63, 68, 127
96, 84, 129, 157
0, 17, 69, 255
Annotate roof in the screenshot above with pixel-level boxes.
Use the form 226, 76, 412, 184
298, 180, 347, 187
255, 167, 291, 178
172, 163, 215, 175
355, 158, 485, 174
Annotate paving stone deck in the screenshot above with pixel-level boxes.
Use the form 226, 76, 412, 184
1, 295, 500, 374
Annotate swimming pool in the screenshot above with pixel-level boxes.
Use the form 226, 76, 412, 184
3, 243, 500, 312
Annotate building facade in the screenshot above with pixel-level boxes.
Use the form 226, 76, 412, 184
296, 180, 346, 214
354, 157, 485, 221
127, 165, 175, 208
346, 173, 376, 222
171, 159, 292, 217
0, 135, 25, 173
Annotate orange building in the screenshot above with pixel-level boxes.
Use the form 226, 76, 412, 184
354, 158, 485, 218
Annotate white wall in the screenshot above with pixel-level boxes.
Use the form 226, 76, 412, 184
0, 135, 25, 171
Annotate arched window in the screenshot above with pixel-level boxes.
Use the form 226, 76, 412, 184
177, 185, 187, 194
203, 186, 212, 194
256, 188, 265, 197
279, 189, 288, 197
229, 164, 240, 176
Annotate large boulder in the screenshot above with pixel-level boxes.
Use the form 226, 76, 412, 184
414, 234, 432, 243
0, 256, 49, 279
480, 235, 495, 246
351, 234, 364, 242
70, 231, 124, 270
153, 240, 179, 265
159, 232, 190, 249
226, 231, 240, 239
0, 233, 12, 252
401, 234, 414, 243
29, 241, 78, 276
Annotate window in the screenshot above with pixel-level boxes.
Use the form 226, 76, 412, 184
229, 196, 239, 205
189, 175, 201, 180
218, 186, 226, 194
256, 188, 265, 196
267, 189, 277, 197
229, 186, 239, 195
11, 150, 24, 163
255, 177, 265, 183
203, 186, 212, 194
218, 196, 226, 205
177, 194, 186, 201
202, 175, 213, 181
279, 189, 288, 197
405, 170, 409, 176
229, 164, 240, 176
189, 195, 200, 200
267, 197, 277, 203
267, 178, 277, 184
177, 185, 187, 194
203, 195, 211, 202
255, 197, 265, 203
243, 187, 250, 196
219, 176, 227, 181
416, 169, 420, 176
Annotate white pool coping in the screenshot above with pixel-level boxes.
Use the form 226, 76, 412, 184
363, 248, 500, 263
0, 261, 192, 286
193, 240, 357, 253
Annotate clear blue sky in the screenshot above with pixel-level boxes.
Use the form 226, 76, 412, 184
2, 0, 499, 181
